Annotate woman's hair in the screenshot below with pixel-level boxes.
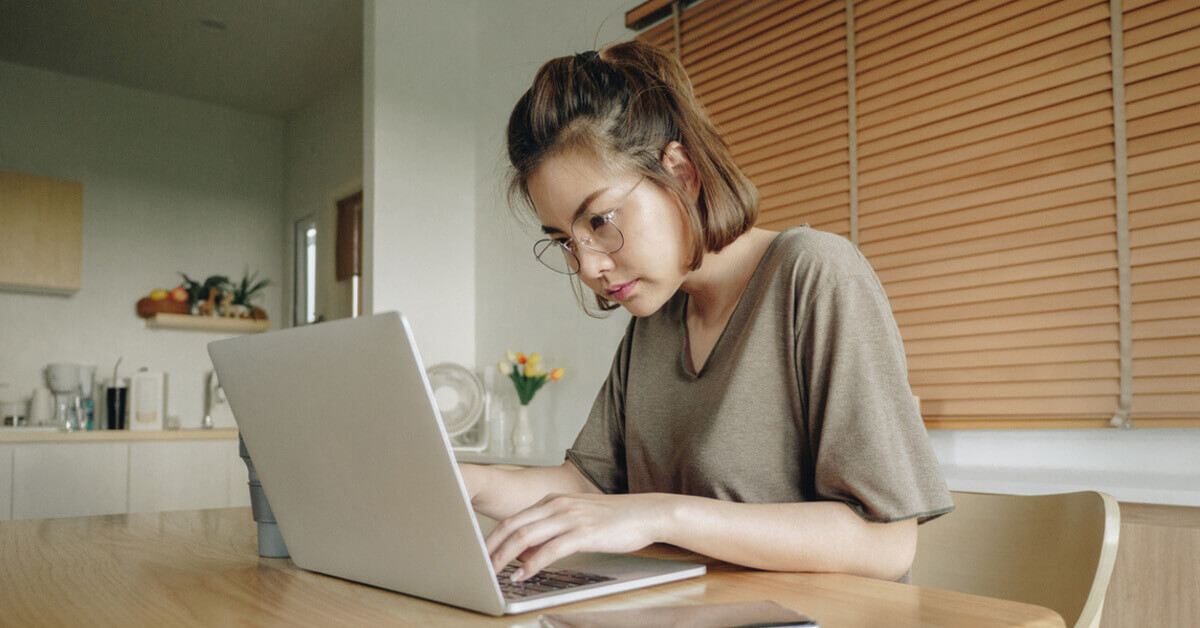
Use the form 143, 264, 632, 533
505, 40, 759, 316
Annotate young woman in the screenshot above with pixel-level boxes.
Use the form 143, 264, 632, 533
459, 41, 953, 585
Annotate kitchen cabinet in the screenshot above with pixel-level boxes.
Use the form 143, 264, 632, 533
1, 432, 249, 520
12, 442, 127, 519
128, 440, 246, 513
0, 170, 83, 293
0, 446, 12, 519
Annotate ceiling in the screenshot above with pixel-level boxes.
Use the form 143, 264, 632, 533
0, 0, 362, 118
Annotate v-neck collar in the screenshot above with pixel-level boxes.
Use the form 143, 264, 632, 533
678, 227, 798, 379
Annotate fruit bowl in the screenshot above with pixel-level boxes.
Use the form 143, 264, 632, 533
136, 297, 191, 318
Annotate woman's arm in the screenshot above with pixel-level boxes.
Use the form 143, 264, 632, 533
458, 461, 601, 522
485, 491, 917, 582
664, 495, 917, 580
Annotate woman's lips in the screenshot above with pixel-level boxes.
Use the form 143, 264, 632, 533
606, 280, 638, 300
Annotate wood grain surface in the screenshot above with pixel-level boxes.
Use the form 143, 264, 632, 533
0, 507, 1066, 627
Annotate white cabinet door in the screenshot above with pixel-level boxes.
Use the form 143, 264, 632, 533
128, 440, 243, 513
0, 445, 12, 520
11, 443, 127, 520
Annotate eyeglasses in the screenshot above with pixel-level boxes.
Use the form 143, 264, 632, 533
533, 176, 644, 275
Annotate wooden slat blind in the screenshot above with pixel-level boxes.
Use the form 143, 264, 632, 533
630, 0, 1199, 428
638, 0, 852, 238
855, 0, 1119, 428
1124, 0, 1200, 425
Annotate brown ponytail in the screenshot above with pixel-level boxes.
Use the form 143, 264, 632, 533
505, 40, 759, 316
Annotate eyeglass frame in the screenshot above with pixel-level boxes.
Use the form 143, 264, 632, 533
532, 175, 646, 275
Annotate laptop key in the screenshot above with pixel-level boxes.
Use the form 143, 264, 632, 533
496, 565, 615, 599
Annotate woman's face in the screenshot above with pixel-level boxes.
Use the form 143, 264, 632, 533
527, 146, 696, 317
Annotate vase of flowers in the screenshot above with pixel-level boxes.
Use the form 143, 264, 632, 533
497, 349, 564, 457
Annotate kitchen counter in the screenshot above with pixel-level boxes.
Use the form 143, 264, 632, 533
0, 427, 238, 443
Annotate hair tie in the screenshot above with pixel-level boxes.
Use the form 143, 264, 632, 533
581, 50, 600, 61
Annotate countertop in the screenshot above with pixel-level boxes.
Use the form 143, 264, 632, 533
0, 427, 239, 443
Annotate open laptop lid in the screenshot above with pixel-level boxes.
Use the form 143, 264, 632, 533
208, 311, 507, 615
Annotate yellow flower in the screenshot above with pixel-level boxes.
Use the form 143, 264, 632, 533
527, 353, 542, 368
505, 348, 517, 363
497, 361, 513, 376
550, 368, 565, 381
525, 364, 545, 378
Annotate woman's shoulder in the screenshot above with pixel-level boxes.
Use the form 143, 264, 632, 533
768, 226, 873, 282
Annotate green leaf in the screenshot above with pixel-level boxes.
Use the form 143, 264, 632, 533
529, 374, 549, 398
506, 370, 549, 406
509, 369, 533, 405
178, 272, 203, 303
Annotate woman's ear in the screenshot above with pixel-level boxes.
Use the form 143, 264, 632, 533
661, 141, 701, 203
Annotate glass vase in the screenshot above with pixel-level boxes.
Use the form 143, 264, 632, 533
512, 404, 534, 457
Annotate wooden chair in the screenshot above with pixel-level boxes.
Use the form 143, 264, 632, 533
912, 491, 1120, 628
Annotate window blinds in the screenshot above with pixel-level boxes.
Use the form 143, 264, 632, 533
1124, 0, 1200, 425
632, 0, 1198, 428
855, 0, 1120, 428
640, 0, 853, 238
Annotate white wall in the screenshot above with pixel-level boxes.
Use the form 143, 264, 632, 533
282, 72, 364, 327
470, 0, 638, 454
0, 60, 284, 428
367, 0, 637, 453
364, 0, 482, 370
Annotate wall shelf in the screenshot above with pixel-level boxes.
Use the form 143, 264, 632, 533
145, 313, 271, 334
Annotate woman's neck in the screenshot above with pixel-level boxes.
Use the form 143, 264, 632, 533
679, 228, 777, 325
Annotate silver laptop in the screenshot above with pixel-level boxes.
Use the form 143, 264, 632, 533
208, 311, 705, 616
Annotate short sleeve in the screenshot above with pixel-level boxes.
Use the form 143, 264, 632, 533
565, 320, 634, 494
796, 255, 954, 524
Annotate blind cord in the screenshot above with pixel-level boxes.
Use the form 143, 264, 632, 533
846, 0, 859, 248
671, 1, 681, 61
1110, 0, 1133, 429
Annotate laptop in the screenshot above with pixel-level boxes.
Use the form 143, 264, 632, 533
207, 311, 705, 616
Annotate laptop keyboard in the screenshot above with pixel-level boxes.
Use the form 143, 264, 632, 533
496, 563, 615, 599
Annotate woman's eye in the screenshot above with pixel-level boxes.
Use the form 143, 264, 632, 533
587, 214, 608, 230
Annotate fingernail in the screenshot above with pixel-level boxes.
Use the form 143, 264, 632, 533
510, 568, 525, 582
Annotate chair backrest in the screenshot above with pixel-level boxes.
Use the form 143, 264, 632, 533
912, 491, 1120, 628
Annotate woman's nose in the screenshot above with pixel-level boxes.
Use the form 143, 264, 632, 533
575, 245, 614, 279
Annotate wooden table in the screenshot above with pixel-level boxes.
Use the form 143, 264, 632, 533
0, 508, 1064, 627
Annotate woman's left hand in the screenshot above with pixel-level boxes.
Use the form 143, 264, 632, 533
484, 492, 673, 582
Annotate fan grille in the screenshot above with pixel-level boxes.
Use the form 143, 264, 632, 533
425, 362, 485, 438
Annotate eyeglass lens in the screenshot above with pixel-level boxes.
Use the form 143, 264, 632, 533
571, 211, 623, 254
535, 215, 624, 274
535, 239, 577, 274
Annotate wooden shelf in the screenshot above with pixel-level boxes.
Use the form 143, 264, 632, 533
145, 313, 271, 333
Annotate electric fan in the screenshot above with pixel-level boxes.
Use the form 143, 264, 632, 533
425, 362, 488, 452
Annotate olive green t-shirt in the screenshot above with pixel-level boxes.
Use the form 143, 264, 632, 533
565, 226, 954, 580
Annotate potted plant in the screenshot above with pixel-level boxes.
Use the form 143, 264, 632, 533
178, 272, 231, 316
497, 349, 564, 456
229, 269, 271, 320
